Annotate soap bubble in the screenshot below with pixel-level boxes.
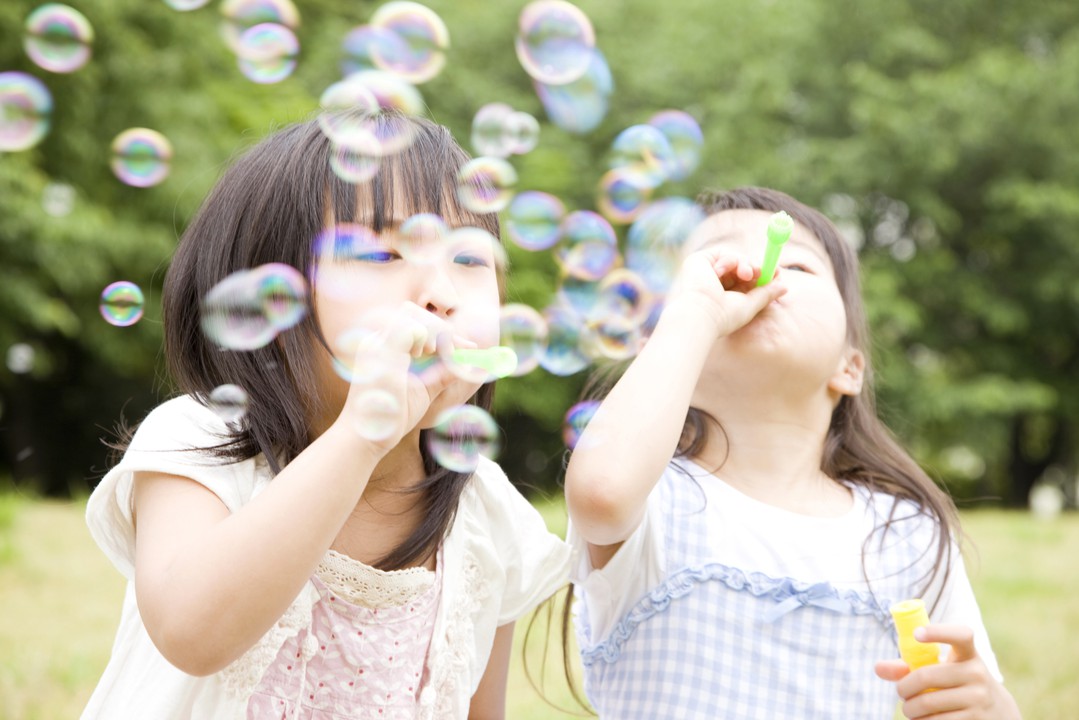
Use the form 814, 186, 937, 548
164, 0, 213, 10
328, 125, 382, 184
0, 72, 52, 152
648, 110, 703, 181
110, 128, 173, 188
201, 264, 307, 350
533, 47, 611, 134
42, 182, 75, 217
587, 309, 641, 360
7, 343, 35, 374
369, 1, 449, 84
471, 103, 515, 158
323, 71, 424, 154
349, 388, 400, 441
220, 0, 300, 52
539, 305, 589, 376
236, 23, 299, 84
208, 383, 249, 423
99, 281, 145, 327
499, 304, 548, 376
457, 157, 517, 213
597, 268, 652, 325
24, 3, 93, 74
515, 0, 595, 85
506, 191, 564, 251
428, 404, 500, 472
340, 25, 407, 77
255, 263, 307, 332
609, 124, 676, 188
597, 168, 652, 225
556, 276, 599, 318
398, 212, 450, 260
563, 400, 599, 449
556, 210, 618, 281
505, 111, 540, 155
626, 197, 705, 295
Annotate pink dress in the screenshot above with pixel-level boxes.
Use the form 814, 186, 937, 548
245, 547, 443, 719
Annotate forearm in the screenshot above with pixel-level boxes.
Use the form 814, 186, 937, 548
137, 423, 382, 674
566, 305, 715, 545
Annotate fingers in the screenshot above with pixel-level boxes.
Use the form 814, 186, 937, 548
874, 660, 910, 682
916, 624, 978, 663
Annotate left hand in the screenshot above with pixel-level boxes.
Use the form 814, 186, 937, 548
875, 624, 1022, 719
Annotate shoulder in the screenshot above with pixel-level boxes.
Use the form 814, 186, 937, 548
126, 394, 233, 454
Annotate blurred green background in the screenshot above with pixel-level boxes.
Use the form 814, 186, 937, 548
2, 0, 1077, 506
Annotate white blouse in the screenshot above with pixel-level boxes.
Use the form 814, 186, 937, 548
82, 395, 571, 719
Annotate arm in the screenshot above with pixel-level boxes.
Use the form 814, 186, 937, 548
468, 622, 515, 720
565, 250, 786, 553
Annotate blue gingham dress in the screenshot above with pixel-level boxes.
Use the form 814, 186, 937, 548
574, 463, 942, 719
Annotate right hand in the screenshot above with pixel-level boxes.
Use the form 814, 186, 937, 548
332, 302, 470, 454
663, 246, 788, 338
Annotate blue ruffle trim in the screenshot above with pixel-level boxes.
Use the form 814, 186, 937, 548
579, 563, 894, 667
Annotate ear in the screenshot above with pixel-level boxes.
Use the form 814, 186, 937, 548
828, 346, 865, 397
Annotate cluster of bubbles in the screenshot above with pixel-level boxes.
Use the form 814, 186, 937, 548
201, 263, 308, 351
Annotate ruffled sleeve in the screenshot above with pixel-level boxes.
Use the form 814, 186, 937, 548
85, 395, 266, 580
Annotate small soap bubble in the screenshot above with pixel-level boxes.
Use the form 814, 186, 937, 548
208, 383, 249, 423
42, 182, 75, 217
505, 111, 540, 155
341, 25, 407, 77
427, 405, 500, 472
254, 263, 307, 332
597, 168, 652, 225
164, 0, 213, 10
99, 281, 146, 327
534, 47, 611, 134
220, 0, 300, 52
470, 103, 515, 158
349, 388, 400, 441
369, 1, 449, 85
6, 343, 35, 374
499, 303, 548, 376
539, 305, 589, 376
319, 78, 381, 139
327, 71, 424, 154
329, 125, 382, 184
626, 197, 705, 295
556, 210, 618, 281
562, 400, 599, 450
236, 22, 299, 84
587, 310, 641, 360
110, 128, 173, 188
647, 110, 703, 181
457, 157, 517, 213
24, 3, 93, 74
515, 0, 595, 85
609, 124, 677, 189
201, 269, 275, 350
0, 72, 53, 152
597, 268, 652, 324
506, 191, 564, 251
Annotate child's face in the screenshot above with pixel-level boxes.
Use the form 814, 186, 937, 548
311, 218, 503, 428
681, 209, 858, 399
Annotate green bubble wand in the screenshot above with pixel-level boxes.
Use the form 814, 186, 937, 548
450, 346, 518, 378
756, 211, 794, 286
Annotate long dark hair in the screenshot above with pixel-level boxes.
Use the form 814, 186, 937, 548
120, 110, 502, 571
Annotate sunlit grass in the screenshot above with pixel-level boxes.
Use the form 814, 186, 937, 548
0, 496, 1074, 718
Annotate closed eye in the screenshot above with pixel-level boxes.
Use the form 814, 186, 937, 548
353, 250, 399, 264
781, 263, 813, 273
454, 254, 490, 268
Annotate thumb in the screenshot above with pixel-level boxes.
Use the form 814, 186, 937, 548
875, 660, 911, 683
740, 279, 788, 316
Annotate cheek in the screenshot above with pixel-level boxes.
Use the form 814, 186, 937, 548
455, 282, 502, 345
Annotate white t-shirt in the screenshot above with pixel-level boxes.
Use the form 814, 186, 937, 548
83, 395, 572, 719
569, 458, 1002, 682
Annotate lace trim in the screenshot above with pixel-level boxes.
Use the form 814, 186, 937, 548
219, 582, 319, 698
316, 548, 435, 610
579, 563, 894, 667
418, 549, 488, 720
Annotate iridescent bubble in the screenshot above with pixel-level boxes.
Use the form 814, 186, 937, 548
556, 210, 618, 281
42, 182, 74, 217
609, 124, 676, 188
110, 128, 173, 188
328, 125, 382, 184
499, 303, 548, 376
6, 343, 35, 374
236, 22, 299, 84
562, 400, 598, 449
626, 197, 706, 295
24, 4, 93, 74
506, 111, 540, 155
349, 388, 400, 441
556, 276, 599, 318
515, 0, 595, 85
327, 70, 424, 153
254, 263, 307, 332
597, 168, 652, 225
319, 77, 380, 139
369, 1, 449, 85
208, 383, 249, 423
99, 281, 145, 327
164, 0, 213, 10
427, 405, 500, 472
597, 268, 652, 324
201, 269, 275, 350
341, 25, 407, 77
648, 109, 703, 181
506, 191, 564, 251
539, 304, 589, 376
220, 0, 300, 52
534, 47, 611, 134
0, 72, 52, 152
457, 157, 517, 213
587, 310, 641, 360
470, 103, 514, 158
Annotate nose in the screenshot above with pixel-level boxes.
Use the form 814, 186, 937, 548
416, 264, 458, 318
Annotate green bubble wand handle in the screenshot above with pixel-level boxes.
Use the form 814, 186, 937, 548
450, 346, 518, 378
756, 211, 794, 286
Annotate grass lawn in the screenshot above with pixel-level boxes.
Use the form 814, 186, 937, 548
0, 492, 1075, 719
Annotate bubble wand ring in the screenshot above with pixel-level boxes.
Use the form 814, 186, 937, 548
756, 211, 794, 286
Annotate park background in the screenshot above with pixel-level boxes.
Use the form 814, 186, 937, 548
1, 0, 1077, 717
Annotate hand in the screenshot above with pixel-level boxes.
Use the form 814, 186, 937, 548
333, 302, 470, 454
663, 245, 788, 338
875, 624, 1022, 720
